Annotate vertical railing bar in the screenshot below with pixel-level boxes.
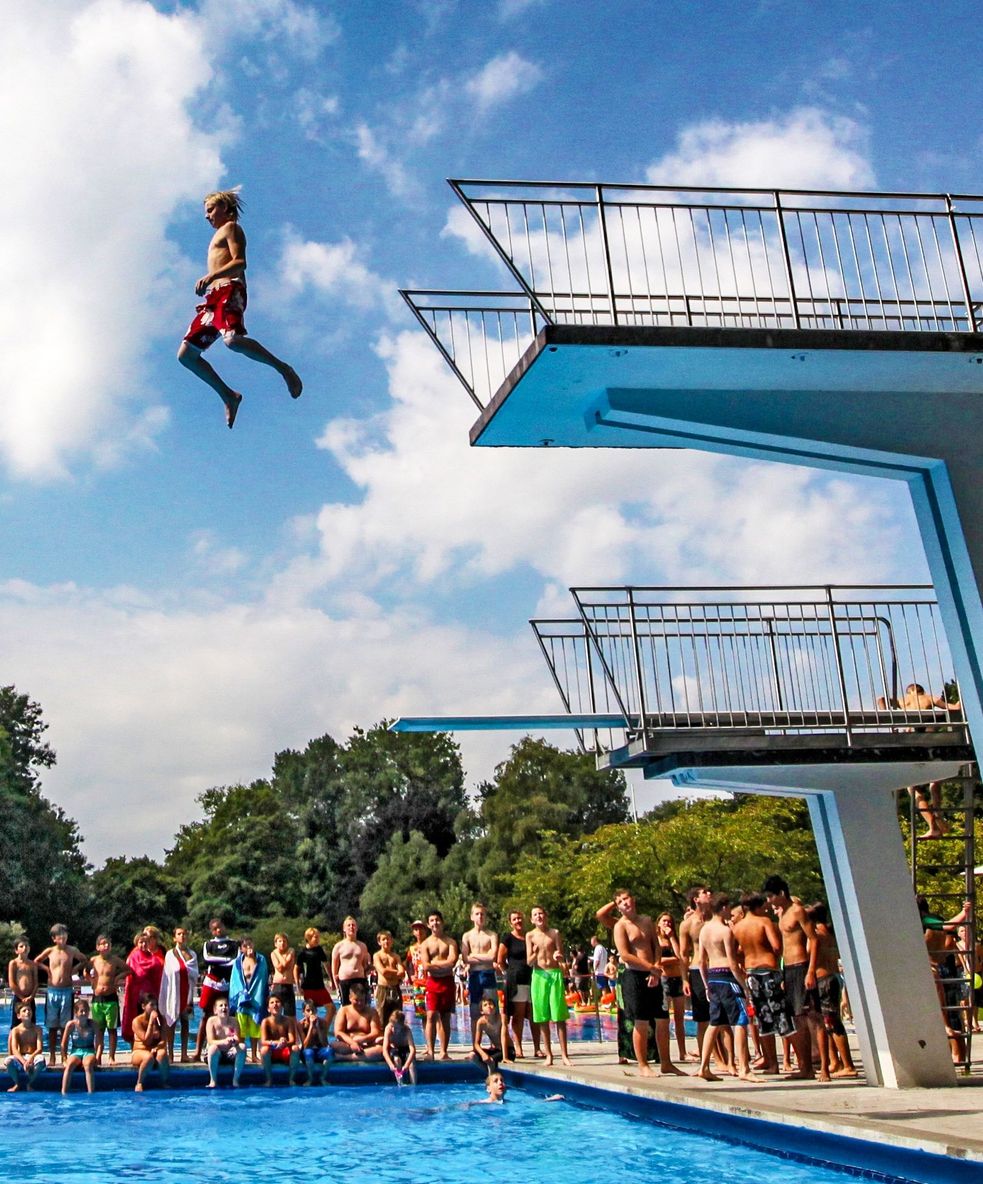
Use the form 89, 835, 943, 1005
826, 587, 853, 742
896, 217, 923, 332
559, 205, 575, 325
654, 207, 672, 326
705, 208, 724, 326
812, 211, 835, 328
947, 195, 979, 333
757, 209, 780, 326
596, 186, 619, 325
575, 203, 593, 326
636, 205, 655, 326
860, 213, 887, 329
878, 214, 903, 331
927, 217, 950, 331
845, 215, 872, 330
616, 203, 633, 325
540, 202, 559, 319
671, 208, 689, 326
775, 191, 802, 328
828, 215, 850, 329
794, 210, 818, 323
688, 208, 708, 327
912, 215, 938, 332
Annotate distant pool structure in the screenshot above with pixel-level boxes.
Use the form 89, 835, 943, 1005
1, 1075, 970, 1184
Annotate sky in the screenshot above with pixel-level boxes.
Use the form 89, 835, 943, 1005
1, 0, 980, 865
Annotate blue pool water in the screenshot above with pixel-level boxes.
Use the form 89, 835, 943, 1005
0, 1081, 908, 1184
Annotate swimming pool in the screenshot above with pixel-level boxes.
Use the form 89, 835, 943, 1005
0, 1079, 966, 1184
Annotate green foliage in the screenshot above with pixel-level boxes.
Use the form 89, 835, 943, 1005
0, 920, 29, 966
471, 737, 630, 909
511, 794, 823, 942
359, 831, 443, 935
88, 857, 187, 948
0, 686, 90, 949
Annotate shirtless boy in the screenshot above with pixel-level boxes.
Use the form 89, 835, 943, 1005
300, 999, 332, 1085
461, 902, 499, 1040
611, 888, 683, 1077
35, 923, 89, 1065
177, 187, 302, 429
473, 994, 505, 1073
679, 886, 714, 1058
526, 905, 572, 1067
420, 911, 458, 1061
372, 931, 406, 1028
6, 1002, 45, 1091
270, 932, 298, 1017
205, 997, 246, 1088
732, 893, 793, 1074
764, 875, 817, 1079
331, 916, 372, 1006
89, 934, 130, 1066
806, 902, 857, 1080
260, 993, 301, 1085
331, 982, 384, 1062
697, 894, 756, 1082
7, 937, 37, 1029
383, 1008, 417, 1084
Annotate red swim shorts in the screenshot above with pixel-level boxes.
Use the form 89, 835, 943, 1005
301, 988, 333, 1009
425, 974, 456, 1014
183, 279, 247, 349
268, 1045, 295, 1064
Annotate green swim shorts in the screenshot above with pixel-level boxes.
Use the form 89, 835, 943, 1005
530, 967, 569, 1024
90, 998, 119, 1029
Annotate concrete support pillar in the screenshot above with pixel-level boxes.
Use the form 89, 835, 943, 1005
807, 786, 956, 1088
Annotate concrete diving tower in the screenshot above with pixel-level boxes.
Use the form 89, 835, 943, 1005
401, 180, 983, 1090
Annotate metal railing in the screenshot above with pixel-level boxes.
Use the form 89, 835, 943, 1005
530, 618, 630, 754
534, 585, 970, 749
404, 181, 983, 408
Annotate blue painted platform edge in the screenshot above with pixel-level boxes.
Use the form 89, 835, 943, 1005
507, 1072, 983, 1184
3, 1059, 485, 1095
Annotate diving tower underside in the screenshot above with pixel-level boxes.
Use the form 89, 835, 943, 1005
402, 181, 983, 1091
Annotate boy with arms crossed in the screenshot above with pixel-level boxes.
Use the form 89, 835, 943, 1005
7, 936, 37, 1028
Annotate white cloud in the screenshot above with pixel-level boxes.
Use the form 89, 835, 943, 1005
498, 0, 547, 18
645, 107, 875, 190
0, 577, 549, 862
465, 51, 544, 111
298, 329, 912, 595
198, 0, 340, 64
278, 232, 403, 320
0, 0, 228, 480
351, 121, 420, 201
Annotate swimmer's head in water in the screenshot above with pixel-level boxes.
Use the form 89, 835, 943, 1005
485, 1073, 506, 1100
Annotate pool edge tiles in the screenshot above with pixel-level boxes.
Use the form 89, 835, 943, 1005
505, 1070, 983, 1184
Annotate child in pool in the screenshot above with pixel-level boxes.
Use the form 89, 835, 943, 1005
382, 1008, 417, 1085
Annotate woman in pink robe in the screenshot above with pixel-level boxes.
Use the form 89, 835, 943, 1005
122, 928, 166, 1044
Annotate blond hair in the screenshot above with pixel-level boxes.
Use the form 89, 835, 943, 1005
203, 186, 243, 220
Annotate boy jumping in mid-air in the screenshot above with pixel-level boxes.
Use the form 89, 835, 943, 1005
177, 187, 302, 429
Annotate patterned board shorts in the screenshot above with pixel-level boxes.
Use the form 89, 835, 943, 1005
183, 279, 247, 349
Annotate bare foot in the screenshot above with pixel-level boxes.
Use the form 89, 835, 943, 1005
561, 1055, 573, 1067
659, 1064, 686, 1076
698, 1069, 722, 1081
135, 1083, 144, 1093
439, 1054, 452, 1062
685, 1051, 701, 1062
108, 1058, 117, 1067
225, 391, 242, 429
206, 1082, 216, 1089
635, 1064, 655, 1077
831, 1067, 858, 1078
543, 1055, 554, 1067
786, 1070, 815, 1080
6, 1085, 19, 1093
818, 1071, 831, 1082
738, 1072, 763, 1083
285, 368, 303, 399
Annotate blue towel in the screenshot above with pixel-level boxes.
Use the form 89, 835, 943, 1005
230, 952, 269, 1019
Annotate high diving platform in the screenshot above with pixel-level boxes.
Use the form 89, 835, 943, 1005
401, 179, 983, 1091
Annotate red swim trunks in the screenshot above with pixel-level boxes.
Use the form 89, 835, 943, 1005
425, 974, 456, 1014
268, 1045, 295, 1064
183, 279, 247, 350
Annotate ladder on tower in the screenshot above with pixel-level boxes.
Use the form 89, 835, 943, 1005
908, 762, 979, 1073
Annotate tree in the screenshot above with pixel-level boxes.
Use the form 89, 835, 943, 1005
277, 725, 467, 922
358, 831, 442, 935
470, 737, 631, 908
165, 780, 304, 929
88, 857, 187, 946
0, 685, 90, 949
511, 795, 823, 941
